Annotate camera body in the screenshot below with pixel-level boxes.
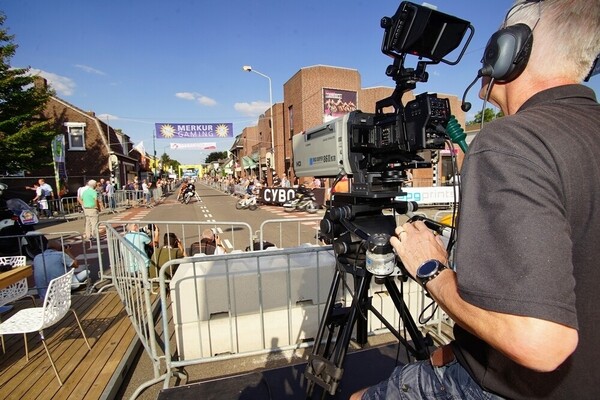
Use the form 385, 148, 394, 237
293, 93, 451, 197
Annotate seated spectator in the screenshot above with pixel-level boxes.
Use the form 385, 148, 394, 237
33, 239, 89, 300
123, 223, 157, 273
190, 229, 226, 255
150, 232, 186, 279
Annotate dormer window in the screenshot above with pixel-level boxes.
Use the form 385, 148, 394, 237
64, 122, 86, 150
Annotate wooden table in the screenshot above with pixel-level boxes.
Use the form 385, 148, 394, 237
0, 265, 32, 290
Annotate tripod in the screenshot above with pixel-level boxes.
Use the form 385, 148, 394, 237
304, 196, 431, 397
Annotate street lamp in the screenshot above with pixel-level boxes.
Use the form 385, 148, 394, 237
243, 65, 275, 180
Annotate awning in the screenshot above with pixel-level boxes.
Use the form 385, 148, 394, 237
242, 156, 257, 169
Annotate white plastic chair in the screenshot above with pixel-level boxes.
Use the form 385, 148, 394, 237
0, 255, 36, 351
0, 269, 91, 386
0, 255, 36, 309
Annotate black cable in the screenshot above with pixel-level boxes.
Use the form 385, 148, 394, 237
444, 139, 459, 254
330, 170, 347, 194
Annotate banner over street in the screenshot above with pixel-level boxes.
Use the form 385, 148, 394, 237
155, 123, 233, 139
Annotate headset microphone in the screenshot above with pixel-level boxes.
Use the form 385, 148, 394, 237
460, 76, 477, 112
460, 65, 494, 112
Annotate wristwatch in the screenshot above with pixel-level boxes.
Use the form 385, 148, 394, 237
416, 259, 448, 288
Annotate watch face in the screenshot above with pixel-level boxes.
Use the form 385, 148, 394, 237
418, 260, 439, 277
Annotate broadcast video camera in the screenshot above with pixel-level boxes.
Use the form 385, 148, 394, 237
304, 3, 472, 397
293, 1, 473, 198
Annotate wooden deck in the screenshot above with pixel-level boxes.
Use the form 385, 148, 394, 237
0, 291, 142, 400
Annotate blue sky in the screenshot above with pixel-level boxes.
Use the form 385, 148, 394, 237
3, 0, 599, 165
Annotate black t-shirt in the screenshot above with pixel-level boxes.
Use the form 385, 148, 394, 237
453, 85, 600, 399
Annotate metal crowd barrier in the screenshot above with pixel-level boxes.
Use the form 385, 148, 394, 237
102, 223, 164, 385
100, 219, 450, 399
59, 192, 136, 220
95, 220, 254, 293
259, 216, 323, 248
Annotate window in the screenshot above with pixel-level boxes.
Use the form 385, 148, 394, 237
64, 122, 86, 150
288, 105, 294, 138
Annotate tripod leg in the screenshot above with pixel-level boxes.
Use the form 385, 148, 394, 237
305, 267, 344, 397
384, 278, 430, 360
305, 266, 372, 397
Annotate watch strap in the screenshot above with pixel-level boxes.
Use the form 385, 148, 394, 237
417, 260, 448, 288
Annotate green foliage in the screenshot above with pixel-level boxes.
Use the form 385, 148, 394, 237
205, 151, 227, 163
0, 13, 57, 174
160, 152, 181, 172
468, 108, 498, 124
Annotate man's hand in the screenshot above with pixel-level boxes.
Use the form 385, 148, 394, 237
389, 220, 448, 279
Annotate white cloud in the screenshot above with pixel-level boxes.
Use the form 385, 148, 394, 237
234, 101, 270, 117
196, 95, 216, 106
30, 69, 76, 96
175, 92, 196, 100
74, 64, 106, 76
175, 92, 217, 106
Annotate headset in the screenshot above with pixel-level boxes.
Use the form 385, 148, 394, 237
481, 0, 544, 82
461, 0, 542, 111
481, 22, 533, 82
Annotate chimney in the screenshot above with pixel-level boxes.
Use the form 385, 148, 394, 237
33, 76, 47, 90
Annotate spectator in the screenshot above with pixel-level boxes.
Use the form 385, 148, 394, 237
196, 228, 226, 255
123, 223, 156, 273
33, 239, 89, 300
80, 179, 101, 242
30, 183, 47, 218
105, 180, 116, 210
97, 178, 107, 207
150, 232, 186, 279
142, 179, 152, 206
34, 179, 53, 218
38, 179, 54, 200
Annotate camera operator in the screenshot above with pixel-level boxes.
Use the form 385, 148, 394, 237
352, 1, 600, 399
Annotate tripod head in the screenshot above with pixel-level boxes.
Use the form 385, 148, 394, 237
320, 193, 418, 278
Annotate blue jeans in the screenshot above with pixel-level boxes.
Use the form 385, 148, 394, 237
361, 359, 505, 400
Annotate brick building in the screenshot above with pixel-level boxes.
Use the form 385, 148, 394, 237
1, 78, 144, 199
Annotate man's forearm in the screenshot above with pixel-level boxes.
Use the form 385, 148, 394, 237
427, 269, 578, 372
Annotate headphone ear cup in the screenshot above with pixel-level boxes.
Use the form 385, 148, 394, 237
482, 23, 533, 82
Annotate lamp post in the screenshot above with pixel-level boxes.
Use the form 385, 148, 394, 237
243, 65, 275, 183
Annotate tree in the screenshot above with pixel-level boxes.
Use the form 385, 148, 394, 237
0, 14, 56, 174
159, 152, 181, 173
469, 108, 497, 124
205, 151, 227, 163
